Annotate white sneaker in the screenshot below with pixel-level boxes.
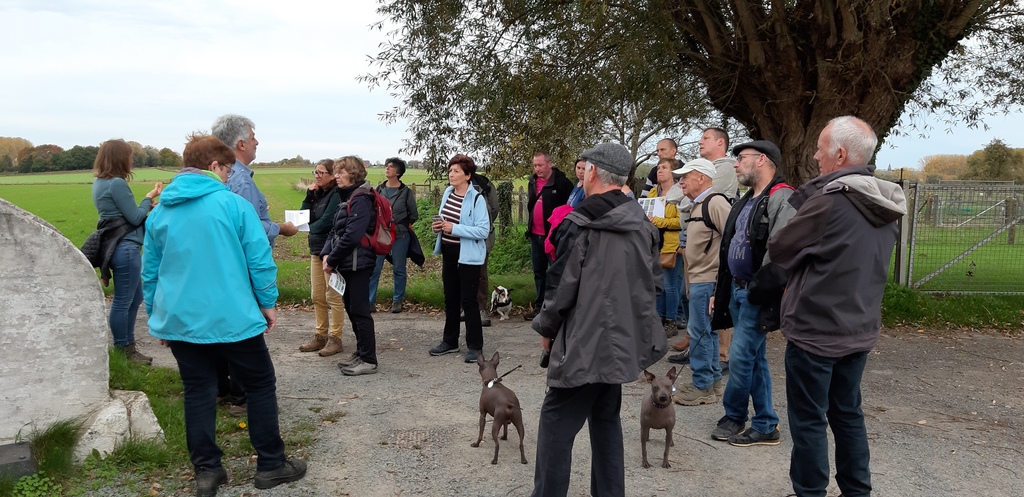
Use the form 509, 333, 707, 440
341, 358, 378, 376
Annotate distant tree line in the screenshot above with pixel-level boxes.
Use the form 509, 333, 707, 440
0, 137, 183, 174
918, 139, 1024, 184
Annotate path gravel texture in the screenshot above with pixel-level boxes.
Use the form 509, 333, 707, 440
134, 308, 1023, 497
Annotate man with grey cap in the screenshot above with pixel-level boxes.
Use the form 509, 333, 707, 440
708, 139, 796, 447
669, 158, 732, 406
531, 142, 666, 497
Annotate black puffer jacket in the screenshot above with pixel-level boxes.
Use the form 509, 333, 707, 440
321, 181, 377, 272
301, 185, 340, 255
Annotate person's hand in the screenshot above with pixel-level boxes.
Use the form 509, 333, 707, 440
322, 258, 334, 274
308, 182, 318, 191
708, 296, 714, 316
443, 221, 455, 234
541, 336, 552, 353
260, 307, 277, 334
677, 246, 685, 255
160, 339, 170, 347
431, 220, 443, 233
278, 221, 299, 236
146, 182, 163, 199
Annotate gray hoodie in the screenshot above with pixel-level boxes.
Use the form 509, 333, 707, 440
769, 165, 907, 357
533, 190, 668, 388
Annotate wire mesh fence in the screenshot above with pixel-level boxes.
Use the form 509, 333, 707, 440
901, 181, 1024, 294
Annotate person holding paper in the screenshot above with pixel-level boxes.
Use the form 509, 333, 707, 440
646, 157, 683, 340
321, 156, 379, 376
298, 159, 345, 357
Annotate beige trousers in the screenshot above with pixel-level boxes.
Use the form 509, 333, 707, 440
310, 255, 345, 338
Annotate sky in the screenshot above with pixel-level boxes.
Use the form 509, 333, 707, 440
0, 0, 1021, 169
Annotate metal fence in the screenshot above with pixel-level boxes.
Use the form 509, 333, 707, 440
896, 181, 1024, 294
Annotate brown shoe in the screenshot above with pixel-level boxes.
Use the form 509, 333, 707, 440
299, 334, 327, 352
671, 339, 689, 351
663, 320, 678, 338
318, 337, 343, 357
124, 343, 152, 365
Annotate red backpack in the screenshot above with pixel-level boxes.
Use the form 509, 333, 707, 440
347, 189, 396, 255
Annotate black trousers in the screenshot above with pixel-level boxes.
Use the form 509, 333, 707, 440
531, 383, 625, 497
340, 267, 377, 364
441, 243, 482, 351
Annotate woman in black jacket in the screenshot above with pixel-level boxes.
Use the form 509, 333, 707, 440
369, 157, 419, 313
299, 159, 345, 357
321, 156, 379, 376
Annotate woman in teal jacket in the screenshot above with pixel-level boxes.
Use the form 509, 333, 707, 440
428, 154, 490, 363
142, 135, 305, 495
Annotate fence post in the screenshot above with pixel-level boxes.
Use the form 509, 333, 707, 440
517, 186, 526, 225
1007, 196, 1017, 245
497, 181, 513, 237
895, 181, 912, 285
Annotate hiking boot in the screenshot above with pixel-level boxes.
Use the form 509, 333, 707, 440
194, 467, 228, 497
464, 349, 481, 363
728, 427, 782, 447
713, 379, 725, 397
523, 310, 536, 321
720, 360, 730, 374
663, 320, 678, 338
318, 337, 343, 357
298, 334, 327, 353
673, 383, 717, 406
711, 416, 745, 441
124, 343, 152, 365
671, 339, 689, 352
480, 310, 492, 327
666, 350, 690, 364
429, 342, 460, 356
253, 458, 307, 489
228, 403, 247, 417
340, 358, 378, 376
676, 319, 687, 329
336, 352, 360, 368
390, 300, 403, 313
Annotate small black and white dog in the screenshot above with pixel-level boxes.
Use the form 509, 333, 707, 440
489, 286, 513, 321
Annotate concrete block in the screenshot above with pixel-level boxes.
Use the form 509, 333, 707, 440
0, 442, 36, 480
0, 199, 110, 444
73, 391, 164, 462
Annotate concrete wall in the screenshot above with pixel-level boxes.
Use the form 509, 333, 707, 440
0, 198, 110, 443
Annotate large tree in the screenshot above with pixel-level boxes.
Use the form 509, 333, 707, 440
369, 0, 1024, 184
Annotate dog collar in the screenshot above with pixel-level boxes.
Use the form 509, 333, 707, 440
652, 400, 669, 409
484, 377, 502, 389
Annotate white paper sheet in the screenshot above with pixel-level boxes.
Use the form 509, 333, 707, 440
284, 209, 310, 232
328, 272, 346, 295
637, 197, 666, 218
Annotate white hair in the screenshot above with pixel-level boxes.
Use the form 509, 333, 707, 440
211, 114, 255, 150
828, 116, 877, 164
586, 162, 627, 186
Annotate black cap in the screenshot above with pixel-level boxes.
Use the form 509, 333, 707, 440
731, 140, 782, 168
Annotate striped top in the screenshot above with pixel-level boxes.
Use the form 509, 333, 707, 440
440, 191, 464, 244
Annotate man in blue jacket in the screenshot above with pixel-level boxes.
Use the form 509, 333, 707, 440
143, 134, 306, 497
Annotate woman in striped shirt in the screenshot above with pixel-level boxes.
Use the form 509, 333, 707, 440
428, 154, 491, 363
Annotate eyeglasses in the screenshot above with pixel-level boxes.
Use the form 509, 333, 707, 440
735, 153, 762, 161
312, 170, 328, 176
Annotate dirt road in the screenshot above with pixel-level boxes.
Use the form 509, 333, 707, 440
137, 309, 1023, 497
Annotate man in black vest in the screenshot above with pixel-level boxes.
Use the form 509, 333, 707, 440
524, 151, 573, 320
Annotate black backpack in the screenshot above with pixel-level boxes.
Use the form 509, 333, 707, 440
683, 193, 732, 254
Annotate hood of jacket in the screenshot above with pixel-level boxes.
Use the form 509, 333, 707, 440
159, 169, 229, 206
791, 165, 906, 228
565, 190, 643, 233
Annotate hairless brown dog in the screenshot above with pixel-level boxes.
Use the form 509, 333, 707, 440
472, 351, 527, 465
641, 367, 678, 468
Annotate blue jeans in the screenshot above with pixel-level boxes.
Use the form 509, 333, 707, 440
786, 343, 872, 497
722, 283, 779, 433
168, 335, 286, 472
656, 254, 681, 321
686, 282, 720, 390
369, 230, 411, 304
109, 240, 143, 347
529, 233, 548, 310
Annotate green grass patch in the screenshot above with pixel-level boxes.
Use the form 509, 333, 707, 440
0, 168, 176, 185
882, 283, 1024, 331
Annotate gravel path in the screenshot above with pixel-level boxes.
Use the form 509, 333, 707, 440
135, 309, 1024, 497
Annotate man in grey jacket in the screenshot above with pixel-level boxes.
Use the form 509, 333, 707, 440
769, 116, 907, 497
531, 142, 667, 497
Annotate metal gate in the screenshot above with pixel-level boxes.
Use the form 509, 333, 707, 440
897, 181, 1024, 294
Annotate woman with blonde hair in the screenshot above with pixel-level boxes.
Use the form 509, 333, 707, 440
321, 156, 379, 375
91, 138, 162, 364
